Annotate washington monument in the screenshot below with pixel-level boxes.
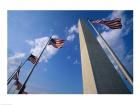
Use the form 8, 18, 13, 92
78, 19, 130, 94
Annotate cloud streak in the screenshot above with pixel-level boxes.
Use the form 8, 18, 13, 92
8, 52, 25, 74
73, 59, 80, 65
8, 52, 25, 65
66, 24, 79, 41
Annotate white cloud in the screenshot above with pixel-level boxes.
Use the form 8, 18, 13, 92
73, 59, 80, 65
26, 35, 59, 63
66, 34, 75, 41
25, 40, 34, 46
123, 17, 133, 36
8, 52, 25, 74
99, 29, 126, 59
9, 52, 25, 59
66, 24, 79, 41
8, 52, 25, 65
108, 11, 124, 19
123, 50, 133, 74
68, 25, 79, 34
66, 56, 71, 60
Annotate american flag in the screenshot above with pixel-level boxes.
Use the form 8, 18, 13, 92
48, 38, 64, 48
12, 67, 23, 90
28, 54, 38, 64
13, 70, 20, 81
91, 18, 122, 29
14, 80, 22, 90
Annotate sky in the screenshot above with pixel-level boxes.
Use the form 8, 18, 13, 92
8, 10, 133, 94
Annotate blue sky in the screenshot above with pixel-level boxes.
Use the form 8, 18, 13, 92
8, 10, 133, 94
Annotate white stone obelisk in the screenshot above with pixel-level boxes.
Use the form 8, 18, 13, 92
78, 19, 130, 94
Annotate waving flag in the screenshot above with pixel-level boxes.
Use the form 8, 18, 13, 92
14, 80, 22, 90
91, 18, 122, 29
12, 69, 22, 90
13, 70, 20, 81
48, 38, 64, 48
28, 54, 38, 64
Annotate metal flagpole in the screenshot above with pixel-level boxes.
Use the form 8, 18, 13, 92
87, 19, 133, 86
18, 36, 52, 94
7, 59, 28, 85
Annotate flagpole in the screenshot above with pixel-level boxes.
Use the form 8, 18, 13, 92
87, 19, 133, 86
7, 59, 28, 85
18, 36, 52, 94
